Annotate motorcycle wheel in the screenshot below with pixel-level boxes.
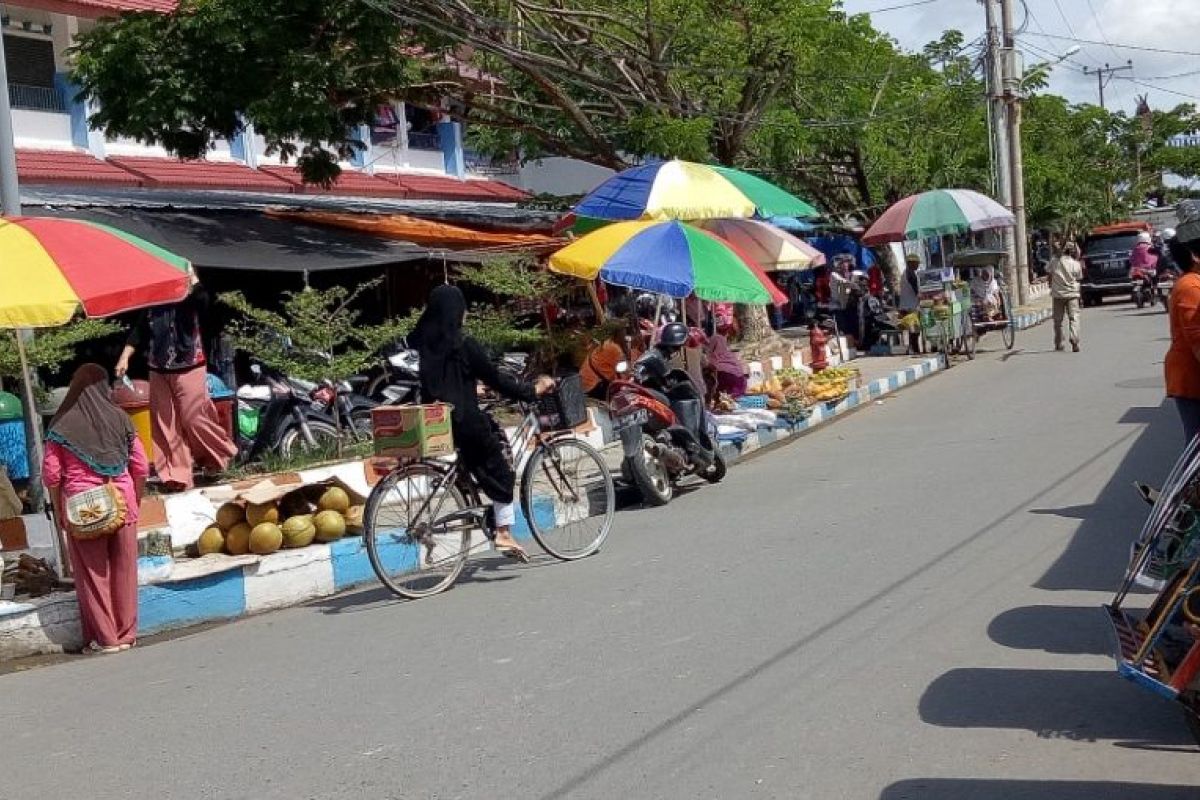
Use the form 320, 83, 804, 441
1149, 290, 1158, 307
626, 437, 673, 507
1135, 291, 1145, 309
279, 420, 340, 459
703, 447, 727, 484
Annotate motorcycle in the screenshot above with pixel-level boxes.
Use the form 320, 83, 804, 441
237, 363, 349, 462
1158, 268, 1179, 311
608, 324, 726, 506
354, 344, 422, 405
1132, 269, 1157, 309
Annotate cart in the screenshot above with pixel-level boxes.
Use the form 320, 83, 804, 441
951, 249, 1017, 351
917, 268, 974, 366
1105, 437, 1200, 743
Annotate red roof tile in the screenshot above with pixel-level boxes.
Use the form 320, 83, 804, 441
382, 174, 529, 202
16, 0, 176, 18
107, 156, 295, 192
17, 149, 143, 187
259, 165, 412, 198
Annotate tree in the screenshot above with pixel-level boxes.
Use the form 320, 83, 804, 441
0, 321, 122, 399
71, 0, 424, 186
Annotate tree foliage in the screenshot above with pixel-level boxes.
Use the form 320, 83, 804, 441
0, 321, 122, 388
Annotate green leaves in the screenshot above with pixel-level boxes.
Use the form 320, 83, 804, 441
0, 321, 122, 385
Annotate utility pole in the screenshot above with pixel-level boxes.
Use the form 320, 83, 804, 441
983, 0, 1018, 296
1000, 0, 1029, 306
1083, 62, 1133, 110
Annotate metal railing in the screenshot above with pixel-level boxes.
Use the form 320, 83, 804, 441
7, 82, 67, 113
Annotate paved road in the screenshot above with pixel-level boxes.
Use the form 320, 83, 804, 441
6, 304, 1199, 800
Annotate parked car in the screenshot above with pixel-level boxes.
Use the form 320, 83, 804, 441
1081, 222, 1153, 307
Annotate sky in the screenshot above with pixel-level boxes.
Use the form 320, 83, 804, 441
840, 0, 1200, 115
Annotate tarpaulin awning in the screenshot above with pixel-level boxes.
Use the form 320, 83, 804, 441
31, 207, 440, 272
267, 209, 563, 252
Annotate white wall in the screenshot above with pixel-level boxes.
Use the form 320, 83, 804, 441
513, 156, 615, 196
11, 109, 72, 149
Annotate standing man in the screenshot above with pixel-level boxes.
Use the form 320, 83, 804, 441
1048, 243, 1083, 352
897, 252, 923, 355
115, 271, 236, 491
1164, 201, 1200, 442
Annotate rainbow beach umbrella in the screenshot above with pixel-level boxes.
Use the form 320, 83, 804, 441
549, 220, 785, 305
573, 160, 819, 223
0, 216, 192, 328
861, 189, 1015, 246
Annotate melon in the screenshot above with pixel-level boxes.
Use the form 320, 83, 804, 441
249, 522, 283, 555
344, 505, 365, 535
215, 502, 245, 531
281, 514, 317, 549
197, 526, 225, 556
313, 509, 347, 542
225, 522, 252, 555
318, 486, 351, 514
246, 501, 280, 528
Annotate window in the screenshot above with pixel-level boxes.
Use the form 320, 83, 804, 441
5, 34, 64, 112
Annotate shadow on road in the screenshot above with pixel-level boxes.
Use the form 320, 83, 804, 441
1035, 400, 1180, 592
987, 605, 1110, 656
918, 667, 1194, 746
880, 779, 1199, 799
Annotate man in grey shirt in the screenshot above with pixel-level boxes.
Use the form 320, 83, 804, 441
1049, 242, 1084, 352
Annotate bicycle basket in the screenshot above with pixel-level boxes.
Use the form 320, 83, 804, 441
535, 374, 588, 431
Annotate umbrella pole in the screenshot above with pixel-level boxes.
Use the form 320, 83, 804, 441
14, 333, 66, 576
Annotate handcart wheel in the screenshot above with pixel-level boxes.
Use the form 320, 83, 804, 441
963, 330, 977, 360
1003, 318, 1015, 350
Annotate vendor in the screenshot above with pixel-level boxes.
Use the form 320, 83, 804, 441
898, 253, 924, 355
703, 317, 748, 400
581, 318, 639, 399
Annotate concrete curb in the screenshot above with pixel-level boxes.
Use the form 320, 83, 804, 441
0, 356, 945, 661
1013, 305, 1053, 331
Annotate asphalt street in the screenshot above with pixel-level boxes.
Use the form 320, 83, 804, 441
5, 302, 1199, 799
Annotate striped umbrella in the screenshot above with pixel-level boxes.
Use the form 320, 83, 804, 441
696, 218, 825, 272
0, 216, 191, 328
549, 220, 786, 305
861, 189, 1014, 245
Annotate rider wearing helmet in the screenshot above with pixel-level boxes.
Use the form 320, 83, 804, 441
1131, 230, 1160, 287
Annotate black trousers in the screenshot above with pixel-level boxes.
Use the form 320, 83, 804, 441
456, 412, 515, 505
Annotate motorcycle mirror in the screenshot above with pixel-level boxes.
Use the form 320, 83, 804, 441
615, 361, 629, 374
250, 363, 262, 376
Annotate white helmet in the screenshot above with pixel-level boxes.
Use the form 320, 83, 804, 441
1162, 227, 1177, 240
1137, 231, 1152, 244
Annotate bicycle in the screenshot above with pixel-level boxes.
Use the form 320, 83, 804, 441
362, 388, 616, 599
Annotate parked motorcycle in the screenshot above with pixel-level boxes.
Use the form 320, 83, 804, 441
237, 363, 347, 462
354, 343, 422, 405
1132, 270, 1157, 309
608, 322, 726, 506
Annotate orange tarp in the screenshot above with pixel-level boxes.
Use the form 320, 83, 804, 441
267, 209, 562, 251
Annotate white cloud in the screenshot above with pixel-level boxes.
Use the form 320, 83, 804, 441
841, 0, 1200, 112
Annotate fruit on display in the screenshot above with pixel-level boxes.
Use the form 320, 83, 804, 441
225, 522, 252, 555
249, 522, 284, 555
281, 514, 317, 549
808, 366, 859, 403
197, 526, 225, 556
318, 487, 351, 514
313, 509, 347, 542
215, 502, 245, 531
246, 501, 280, 528
344, 505, 365, 535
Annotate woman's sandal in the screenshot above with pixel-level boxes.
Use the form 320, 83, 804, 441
495, 543, 531, 564
84, 641, 122, 655
118, 640, 137, 652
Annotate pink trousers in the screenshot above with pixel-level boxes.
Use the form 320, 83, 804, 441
150, 366, 236, 489
68, 522, 139, 647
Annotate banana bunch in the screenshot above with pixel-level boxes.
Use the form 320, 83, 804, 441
810, 366, 858, 385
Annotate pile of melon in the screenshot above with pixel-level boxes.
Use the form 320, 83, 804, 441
197, 486, 365, 557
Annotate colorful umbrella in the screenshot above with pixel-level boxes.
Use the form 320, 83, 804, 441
861, 189, 1014, 246
696, 218, 826, 272
548, 220, 784, 305
573, 160, 819, 222
0, 217, 192, 328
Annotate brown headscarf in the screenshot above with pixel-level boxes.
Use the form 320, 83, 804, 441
47, 364, 136, 477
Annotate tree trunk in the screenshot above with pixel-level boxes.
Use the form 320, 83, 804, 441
735, 304, 787, 362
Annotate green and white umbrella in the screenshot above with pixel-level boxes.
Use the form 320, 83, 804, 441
861, 189, 1015, 245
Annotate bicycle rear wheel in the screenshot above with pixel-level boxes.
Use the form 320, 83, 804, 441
364, 462, 473, 599
521, 437, 615, 560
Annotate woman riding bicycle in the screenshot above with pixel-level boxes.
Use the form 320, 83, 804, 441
410, 285, 553, 562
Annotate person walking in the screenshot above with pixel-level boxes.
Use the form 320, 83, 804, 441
115, 274, 235, 491
43, 364, 149, 654
1048, 242, 1083, 352
1164, 201, 1200, 442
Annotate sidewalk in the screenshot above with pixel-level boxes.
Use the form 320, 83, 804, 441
0, 311, 1059, 662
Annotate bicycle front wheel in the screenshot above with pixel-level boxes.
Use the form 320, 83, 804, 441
364, 462, 472, 599
521, 437, 615, 560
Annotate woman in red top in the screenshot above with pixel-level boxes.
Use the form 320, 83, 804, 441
43, 364, 149, 654
1164, 200, 1200, 442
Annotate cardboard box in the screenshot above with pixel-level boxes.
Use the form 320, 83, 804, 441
0, 517, 28, 551
371, 404, 455, 460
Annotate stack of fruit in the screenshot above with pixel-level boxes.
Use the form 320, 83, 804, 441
808, 366, 859, 404
196, 486, 365, 558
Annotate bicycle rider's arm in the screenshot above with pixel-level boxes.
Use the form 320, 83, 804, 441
464, 339, 537, 403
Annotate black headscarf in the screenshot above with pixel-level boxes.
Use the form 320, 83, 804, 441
410, 285, 468, 402
47, 364, 136, 477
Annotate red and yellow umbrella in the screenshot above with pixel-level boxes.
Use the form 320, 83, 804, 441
0, 216, 192, 328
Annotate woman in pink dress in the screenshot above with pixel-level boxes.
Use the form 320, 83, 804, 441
43, 364, 148, 655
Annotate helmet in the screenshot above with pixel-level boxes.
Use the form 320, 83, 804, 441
1162, 227, 1177, 240
1137, 231, 1152, 244
657, 321, 689, 348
